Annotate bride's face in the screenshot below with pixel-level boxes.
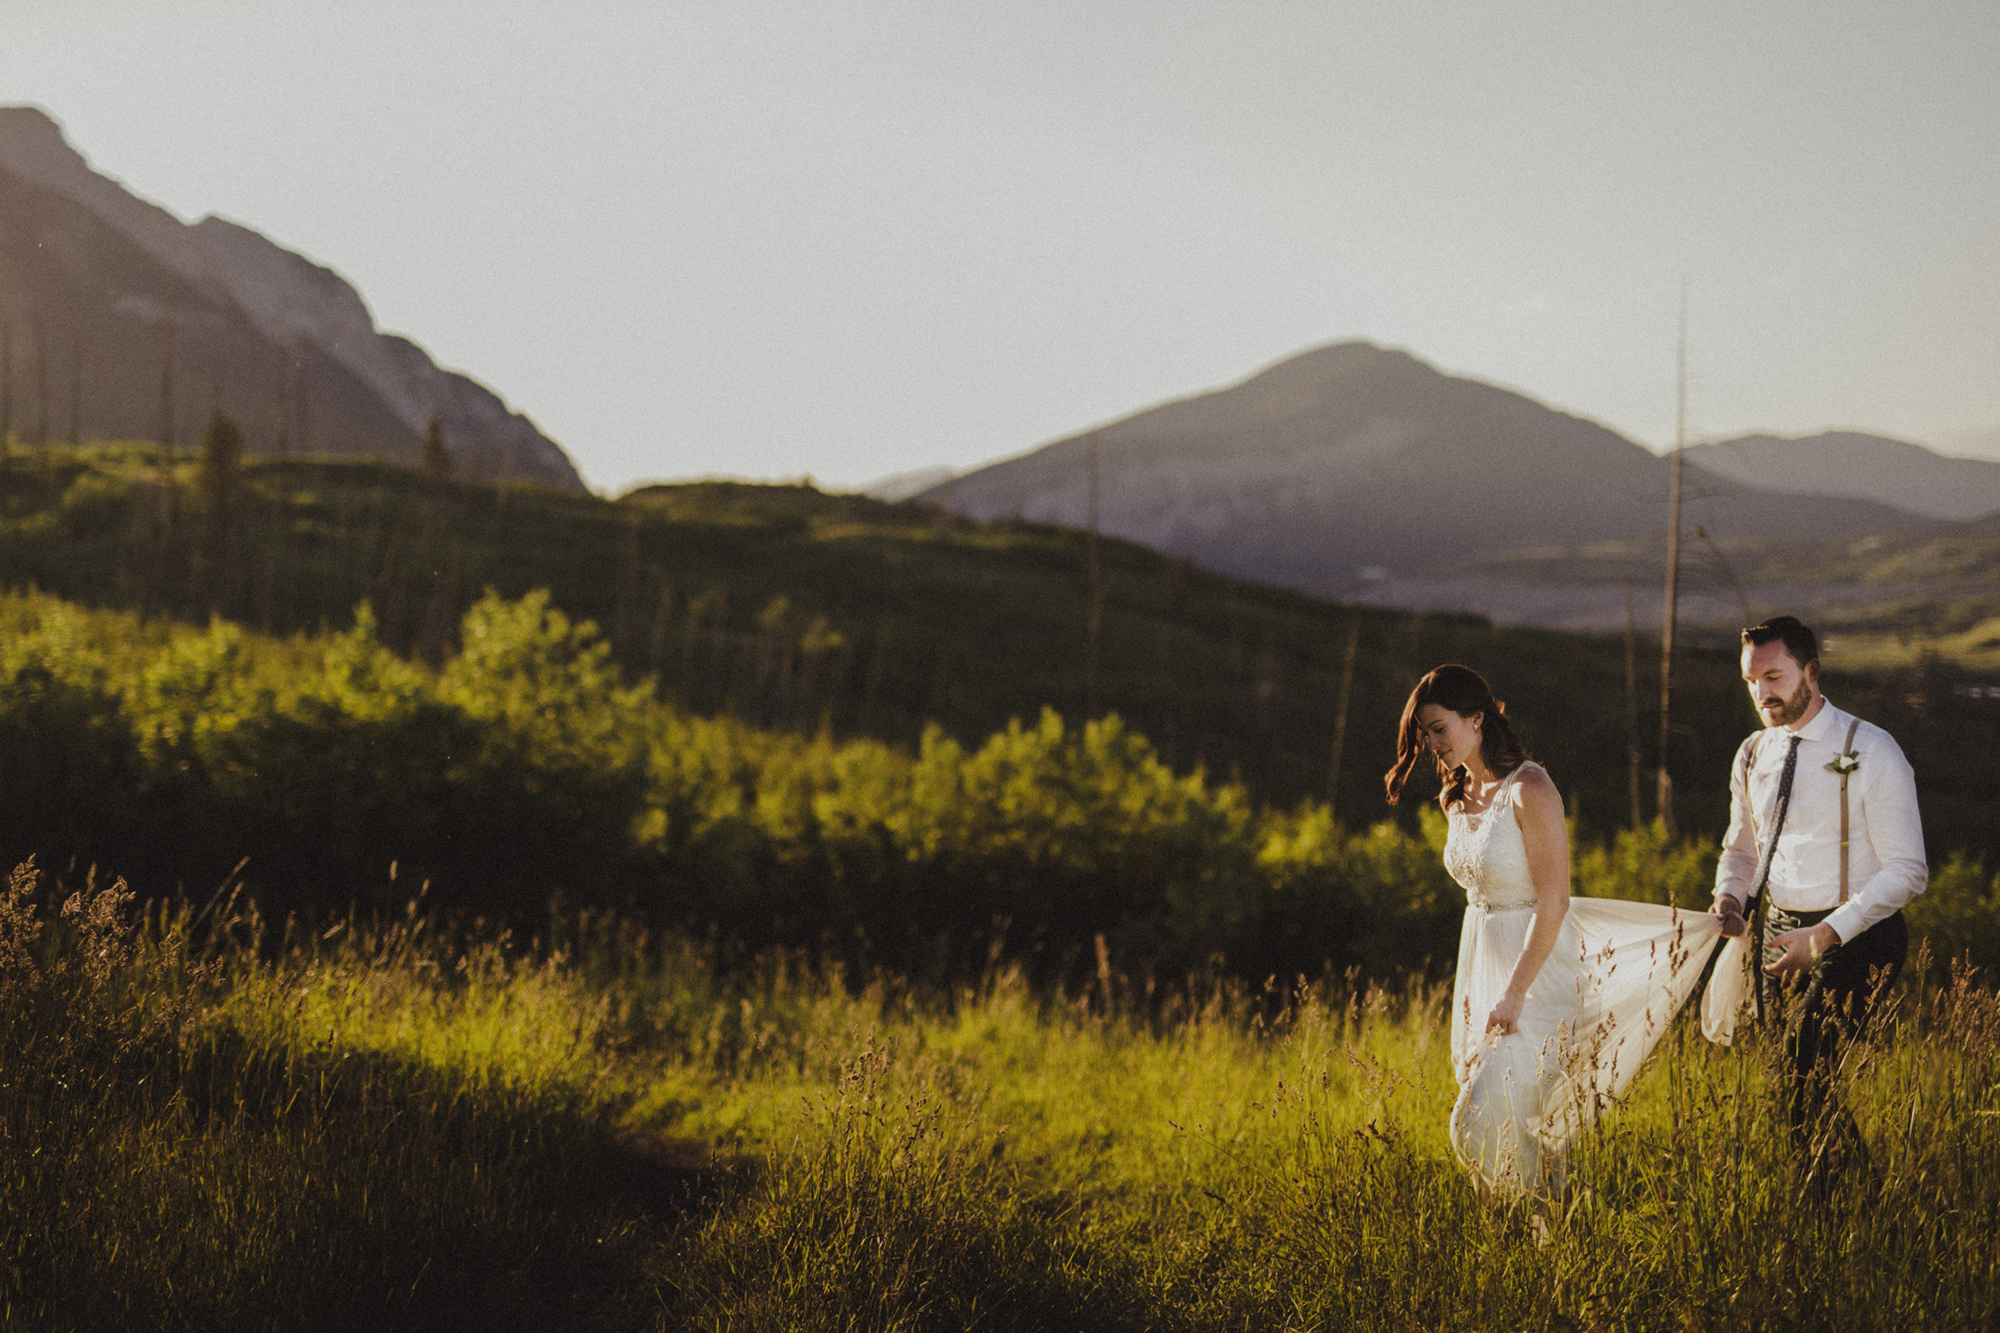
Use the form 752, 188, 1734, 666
1415, 703, 1484, 772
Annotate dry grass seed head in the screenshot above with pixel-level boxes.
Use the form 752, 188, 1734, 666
62, 871, 139, 990
0, 859, 45, 994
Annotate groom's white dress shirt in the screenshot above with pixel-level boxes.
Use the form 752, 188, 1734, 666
1714, 699, 1927, 944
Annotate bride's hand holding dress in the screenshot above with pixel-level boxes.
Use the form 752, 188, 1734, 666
1484, 990, 1524, 1035
1477, 761, 1570, 1039
1390, 665, 1729, 1199
1445, 757, 1727, 1197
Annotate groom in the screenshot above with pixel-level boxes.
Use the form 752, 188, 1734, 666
1709, 616, 1927, 1138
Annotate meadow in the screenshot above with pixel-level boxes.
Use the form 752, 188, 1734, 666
5, 863, 1998, 1331
5, 444, 2000, 1328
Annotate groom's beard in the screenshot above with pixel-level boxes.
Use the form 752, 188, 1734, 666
1761, 678, 1814, 727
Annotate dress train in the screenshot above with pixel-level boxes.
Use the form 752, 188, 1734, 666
1444, 764, 1726, 1194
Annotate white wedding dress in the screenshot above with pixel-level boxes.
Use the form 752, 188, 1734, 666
1444, 763, 1725, 1194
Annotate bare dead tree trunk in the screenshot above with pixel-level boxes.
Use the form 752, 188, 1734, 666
159, 317, 178, 449
1656, 294, 1687, 838
1085, 432, 1102, 719
1624, 577, 1643, 828
0, 320, 12, 453
68, 330, 81, 445
1328, 618, 1361, 817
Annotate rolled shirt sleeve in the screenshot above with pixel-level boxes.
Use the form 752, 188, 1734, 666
1823, 727, 1927, 944
1714, 735, 1763, 905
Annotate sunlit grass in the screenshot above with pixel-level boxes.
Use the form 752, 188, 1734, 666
3, 866, 1996, 1330
1827, 616, 2000, 672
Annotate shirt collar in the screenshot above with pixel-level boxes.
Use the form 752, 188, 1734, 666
1792, 697, 1845, 744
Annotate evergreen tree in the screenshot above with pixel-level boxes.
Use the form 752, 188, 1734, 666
421, 418, 451, 479
200, 411, 245, 611
201, 411, 244, 511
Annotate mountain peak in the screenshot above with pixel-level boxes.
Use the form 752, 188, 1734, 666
0, 104, 120, 208
930, 343, 1932, 588
0, 104, 68, 151
1217, 340, 1437, 401
0, 106, 582, 489
1257, 339, 1428, 374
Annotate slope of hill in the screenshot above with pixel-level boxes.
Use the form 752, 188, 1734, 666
1356, 507, 2000, 668
5, 442, 1997, 863
924, 342, 1934, 591
0, 441, 1741, 838
0, 105, 581, 489
1684, 431, 2000, 522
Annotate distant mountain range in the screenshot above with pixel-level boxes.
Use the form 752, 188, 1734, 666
1682, 431, 2000, 523
0, 106, 581, 489
922, 342, 1936, 596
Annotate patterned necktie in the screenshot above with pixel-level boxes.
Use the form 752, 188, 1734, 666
1750, 734, 1804, 1023
1752, 734, 1804, 901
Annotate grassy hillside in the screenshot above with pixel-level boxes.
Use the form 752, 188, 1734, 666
1434, 517, 2000, 671
3, 441, 1996, 862
1777, 515, 2000, 669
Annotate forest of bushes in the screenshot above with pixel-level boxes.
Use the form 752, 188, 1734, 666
16, 436, 1991, 847
3, 585, 1996, 990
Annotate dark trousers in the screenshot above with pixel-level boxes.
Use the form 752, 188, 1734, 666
1762, 905, 1908, 1137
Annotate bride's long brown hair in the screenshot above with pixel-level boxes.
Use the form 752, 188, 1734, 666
1383, 664, 1529, 809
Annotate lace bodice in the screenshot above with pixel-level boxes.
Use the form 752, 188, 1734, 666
1442, 763, 1541, 910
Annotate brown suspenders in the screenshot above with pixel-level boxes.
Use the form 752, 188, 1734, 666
1742, 713, 1865, 904
1739, 713, 1862, 1026
1837, 716, 1861, 906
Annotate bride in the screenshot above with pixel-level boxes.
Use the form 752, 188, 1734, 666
1384, 665, 1726, 1196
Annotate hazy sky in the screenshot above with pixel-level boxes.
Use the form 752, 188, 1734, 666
4, 0, 1997, 493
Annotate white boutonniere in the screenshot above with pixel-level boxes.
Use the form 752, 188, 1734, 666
1826, 751, 1860, 776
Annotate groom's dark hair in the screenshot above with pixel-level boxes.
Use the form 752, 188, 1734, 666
1742, 616, 1819, 673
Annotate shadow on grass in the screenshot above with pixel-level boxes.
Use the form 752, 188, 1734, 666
0, 1031, 740, 1333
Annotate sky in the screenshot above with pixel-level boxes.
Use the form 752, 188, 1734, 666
3, 0, 1997, 494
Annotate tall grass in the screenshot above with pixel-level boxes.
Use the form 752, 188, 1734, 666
3, 864, 1996, 1330
0, 867, 662, 1331
664, 958, 2000, 1330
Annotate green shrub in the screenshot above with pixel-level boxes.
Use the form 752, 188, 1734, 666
1905, 853, 2000, 979
1570, 816, 1720, 905
0, 587, 1995, 991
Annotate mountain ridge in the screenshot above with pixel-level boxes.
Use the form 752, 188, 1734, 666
1685, 431, 2000, 522
0, 105, 582, 489
924, 341, 1934, 591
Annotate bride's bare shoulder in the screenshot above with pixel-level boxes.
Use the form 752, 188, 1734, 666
1509, 762, 1561, 811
